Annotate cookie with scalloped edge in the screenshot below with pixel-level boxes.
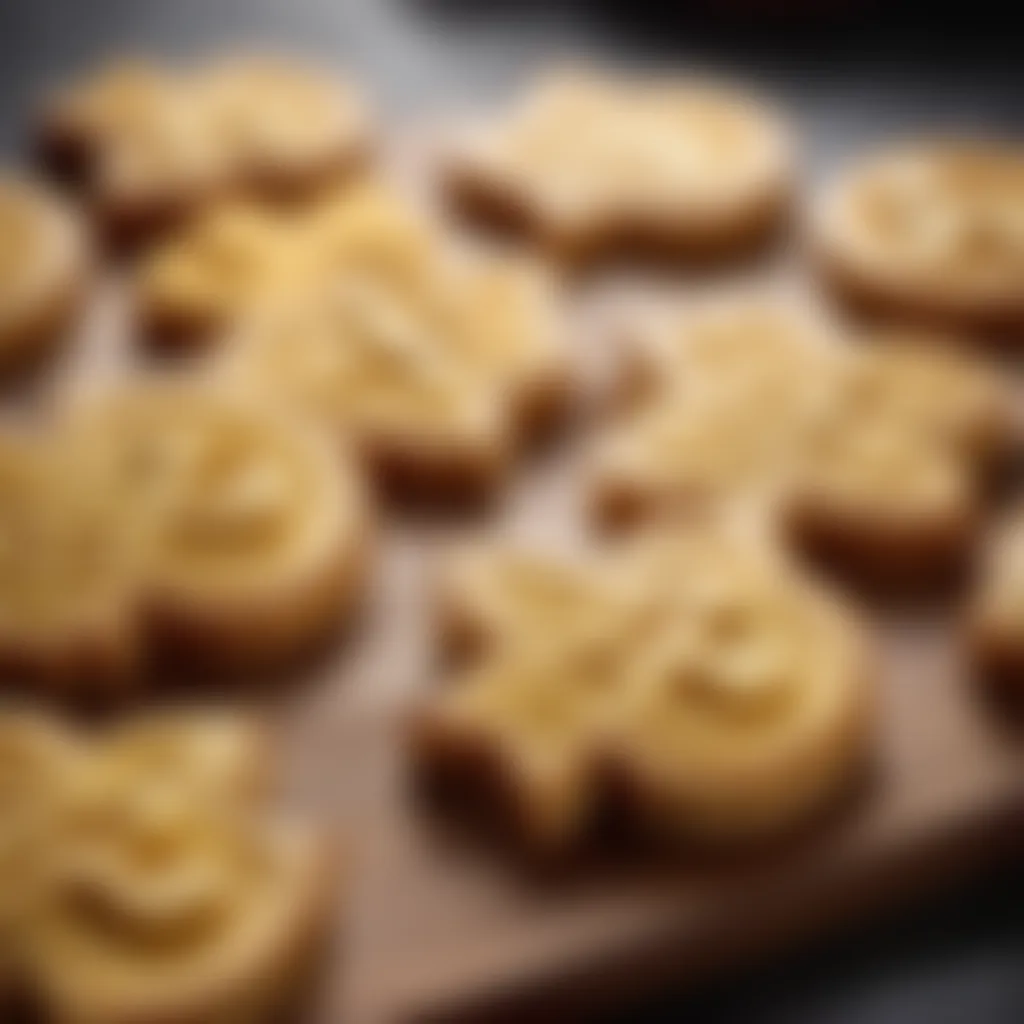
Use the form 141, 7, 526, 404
38, 55, 370, 240
446, 68, 793, 263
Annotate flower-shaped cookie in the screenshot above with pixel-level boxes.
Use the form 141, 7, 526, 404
38, 55, 369, 239
414, 526, 872, 855
226, 255, 569, 499
69, 381, 371, 670
137, 182, 433, 345
0, 710, 335, 1024
446, 69, 793, 262
813, 143, 1024, 335
0, 177, 87, 373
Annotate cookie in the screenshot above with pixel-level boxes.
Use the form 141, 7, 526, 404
414, 525, 873, 855
591, 302, 838, 527
225, 254, 569, 500
0, 433, 139, 688
784, 337, 1013, 582
446, 68, 793, 263
812, 143, 1024, 336
69, 381, 371, 670
38, 55, 369, 240
0, 177, 87, 374
137, 182, 432, 346
1, 711, 336, 1024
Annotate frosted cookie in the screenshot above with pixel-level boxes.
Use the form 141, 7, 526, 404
591, 303, 836, 527
0, 177, 87, 373
447, 69, 793, 262
966, 510, 1024, 684
38, 56, 369, 239
16, 713, 335, 1024
70, 382, 370, 669
813, 143, 1024, 335
137, 183, 432, 345
0, 434, 138, 688
227, 255, 568, 499
414, 526, 872, 855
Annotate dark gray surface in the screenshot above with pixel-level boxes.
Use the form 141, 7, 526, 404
0, 2, 1021, 1021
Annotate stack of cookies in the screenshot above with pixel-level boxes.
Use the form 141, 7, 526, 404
1, 52, 1021, 1021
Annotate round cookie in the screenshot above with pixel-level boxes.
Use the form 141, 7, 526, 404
446, 69, 794, 263
603, 531, 872, 844
0, 177, 87, 373
813, 143, 1024, 336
